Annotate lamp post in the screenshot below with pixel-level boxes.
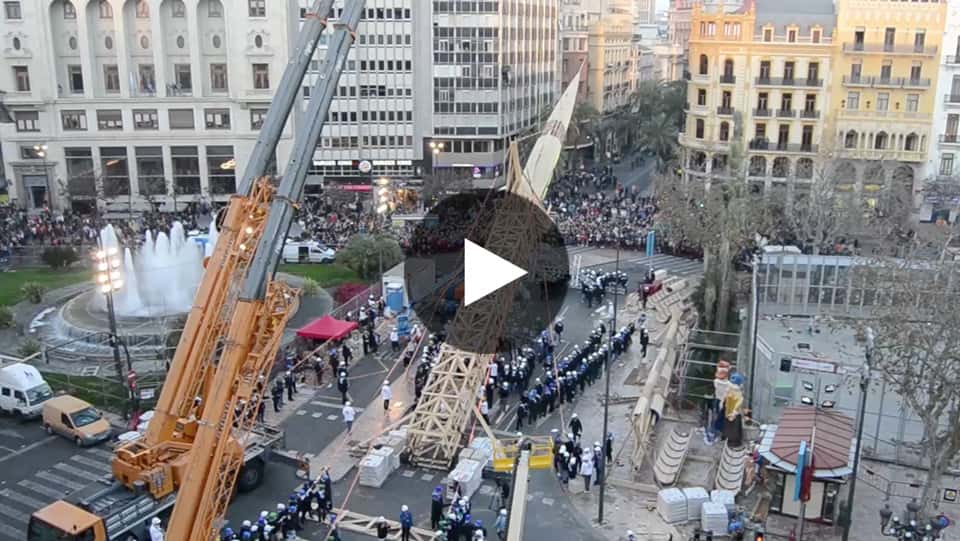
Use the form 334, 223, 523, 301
429, 141, 445, 188
598, 231, 621, 524
94, 245, 131, 416
842, 326, 874, 541
33, 144, 51, 210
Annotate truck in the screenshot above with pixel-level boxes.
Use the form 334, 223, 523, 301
26, 423, 283, 541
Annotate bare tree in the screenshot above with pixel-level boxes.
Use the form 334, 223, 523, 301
863, 232, 960, 514
782, 159, 865, 255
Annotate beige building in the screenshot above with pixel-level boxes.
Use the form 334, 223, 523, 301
680, 0, 836, 197
588, 14, 638, 112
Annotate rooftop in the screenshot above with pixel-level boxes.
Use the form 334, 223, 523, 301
756, 315, 865, 374
759, 406, 856, 477
753, 0, 835, 37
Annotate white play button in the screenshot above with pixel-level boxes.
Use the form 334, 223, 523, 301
464, 239, 528, 307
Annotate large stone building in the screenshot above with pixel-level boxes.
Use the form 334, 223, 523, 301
0, 0, 299, 214
679, 0, 947, 217
925, 0, 960, 222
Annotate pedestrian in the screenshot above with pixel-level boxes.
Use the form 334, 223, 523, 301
338, 370, 349, 404
640, 284, 648, 310
605, 432, 614, 463
256, 400, 266, 423
431, 486, 445, 529
399, 505, 413, 541
362, 333, 370, 355
342, 401, 356, 433
480, 399, 489, 426
313, 356, 324, 386
149, 517, 164, 541
376, 516, 389, 540
593, 442, 604, 486
627, 530, 637, 541
321, 468, 333, 506
569, 413, 583, 442
390, 327, 400, 352
494, 509, 507, 541
271, 381, 283, 412
515, 401, 527, 431
640, 327, 649, 358
342, 342, 353, 365
553, 319, 564, 343
284, 371, 296, 401
473, 519, 487, 540
579, 448, 594, 492
382, 379, 392, 412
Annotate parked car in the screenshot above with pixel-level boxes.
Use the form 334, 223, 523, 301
0, 363, 53, 419
282, 241, 336, 264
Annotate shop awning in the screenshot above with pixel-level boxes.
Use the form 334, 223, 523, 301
296, 315, 358, 341
758, 406, 856, 478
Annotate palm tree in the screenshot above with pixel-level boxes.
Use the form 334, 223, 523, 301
639, 112, 679, 173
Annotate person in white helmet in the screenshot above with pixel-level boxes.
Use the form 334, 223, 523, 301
399, 504, 413, 541
626, 530, 637, 541
148, 517, 164, 541
569, 413, 583, 442
382, 379, 393, 412
342, 401, 356, 433
494, 508, 508, 541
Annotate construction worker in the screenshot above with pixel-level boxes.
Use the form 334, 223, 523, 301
149, 517, 164, 541
569, 413, 583, 442
382, 379, 392, 412
399, 504, 414, 541
494, 509, 508, 541
337, 367, 350, 404
431, 486, 445, 529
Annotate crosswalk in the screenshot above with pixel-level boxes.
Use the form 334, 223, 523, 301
624, 253, 704, 278
0, 447, 113, 539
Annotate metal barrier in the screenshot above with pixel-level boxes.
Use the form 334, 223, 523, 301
493, 435, 554, 472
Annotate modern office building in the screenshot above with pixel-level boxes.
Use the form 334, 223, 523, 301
0, 0, 298, 213
925, 0, 960, 222
681, 0, 835, 197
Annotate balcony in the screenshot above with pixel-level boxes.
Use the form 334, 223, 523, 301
720, 74, 736, 84
842, 42, 938, 56
756, 76, 821, 87
748, 140, 818, 153
940, 134, 960, 145
902, 78, 931, 89
716, 106, 734, 116
838, 147, 926, 162
753, 108, 772, 117
872, 76, 902, 88
776, 109, 796, 118
946, 94, 960, 105
842, 74, 871, 86
800, 109, 821, 119
165, 85, 193, 97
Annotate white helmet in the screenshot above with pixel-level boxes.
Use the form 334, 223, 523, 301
260, 511, 269, 519
500, 509, 508, 516
242, 520, 251, 528
277, 503, 286, 511
345, 401, 351, 406
572, 413, 578, 418
151, 517, 161, 525
402, 505, 409, 512
384, 379, 390, 385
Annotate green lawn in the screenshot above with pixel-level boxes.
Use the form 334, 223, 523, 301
0, 267, 92, 306
278, 263, 364, 288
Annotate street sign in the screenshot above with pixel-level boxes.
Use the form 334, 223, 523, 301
789, 357, 837, 374
139, 387, 156, 400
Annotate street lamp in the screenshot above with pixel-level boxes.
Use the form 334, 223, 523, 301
33, 144, 51, 209
598, 230, 621, 525
93, 246, 132, 416
429, 141, 446, 186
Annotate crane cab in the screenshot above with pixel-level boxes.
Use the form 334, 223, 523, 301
28, 500, 106, 541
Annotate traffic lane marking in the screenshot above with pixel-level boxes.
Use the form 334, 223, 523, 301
0, 435, 58, 464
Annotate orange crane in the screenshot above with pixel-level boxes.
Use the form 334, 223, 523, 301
26, 1, 365, 539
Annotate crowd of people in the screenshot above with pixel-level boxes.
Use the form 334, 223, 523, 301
546, 168, 659, 249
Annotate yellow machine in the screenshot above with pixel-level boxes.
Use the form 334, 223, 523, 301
26, 1, 365, 539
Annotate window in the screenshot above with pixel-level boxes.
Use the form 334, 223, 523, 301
757, 92, 769, 111
210, 63, 228, 91
940, 154, 954, 176
697, 88, 706, 106
723, 59, 734, 78
812, 29, 821, 44
804, 94, 816, 112
15, 111, 38, 132
801, 126, 813, 149
63, 1, 75, 18
169, 109, 194, 129
136, 0, 149, 17
914, 31, 925, 52
133, 109, 158, 130
4, 1, 21, 19
99, 0, 112, 18
250, 108, 267, 130
103, 65, 120, 93
910, 64, 922, 82
204, 108, 230, 129
174, 64, 192, 91
248, 0, 265, 17
100, 147, 130, 196
65, 147, 95, 196
207, 145, 236, 194
905, 133, 919, 151
695, 118, 704, 139
13, 66, 29, 92
97, 109, 122, 130
759, 61, 771, 80
876, 92, 889, 111
698, 54, 708, 75
763, 28, 772, 42
850, 63, 862, 80
854, 29, 865, 49
138, 64, 155, 93
884, 28, 895, 51
846, 91, 860, 110
722, 91, 732, 109
136, 146, 166, 195
756, 123, 767, 139
906, 93, 919, 112
171, 146, 201, 194
171, 0, 185, 17
781, 93, 793, 111
783, 61, 795, 82
719, 122, 729, 142
61, 110, 87, 130
253, 64, 269, 89
845, 130, 858, 149
788, 29, 796, 43
874, 132, 888, 150
778, 125, 790, 149
208, 0, 222, 17
68, 65, 84, 93
880, 61, 892, 82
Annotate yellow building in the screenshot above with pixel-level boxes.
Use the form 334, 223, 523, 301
680, 0, 835, 198
830, 0, 947, 208
587, 14, 638, 113
679, 0, 947, 213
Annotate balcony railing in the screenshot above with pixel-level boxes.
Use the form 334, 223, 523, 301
753, 108, 772, 117
720, 74, 736, 84
872, 76, 902, 88
755, 76, 824, 87
841, 75, 932, 89
842, 74, 871, 86
755, 76, 773, 85
946, 94, 960, 104
940, 134, 960, 144
800, 109, 820, 119
902, 78, 931, 88
716, 106, 734, 115
748, 140, 818, 153
776, 109, 796, 118
165, 85, 193, 97
842, 42, 938, 56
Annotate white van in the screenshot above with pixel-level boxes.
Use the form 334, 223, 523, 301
0, 363, 54, 419
282, 241, 336, 264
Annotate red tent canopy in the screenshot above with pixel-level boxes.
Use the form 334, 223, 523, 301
296, 315, 358, 341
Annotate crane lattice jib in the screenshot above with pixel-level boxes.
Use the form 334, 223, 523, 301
405, 74, 581, 468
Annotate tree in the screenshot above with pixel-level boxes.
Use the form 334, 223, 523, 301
41, 247, 80, 269
863, 232, 960, 515
780, 160, 865, 255
337, 234, 404, 281
638, 113, 678, 173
